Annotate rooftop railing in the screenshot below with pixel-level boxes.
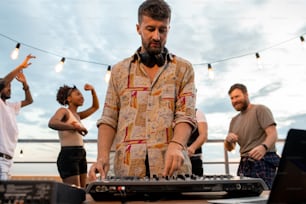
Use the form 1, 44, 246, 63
13, 138, 285, 176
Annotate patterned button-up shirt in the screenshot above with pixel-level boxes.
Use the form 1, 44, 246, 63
97, 49, 197, 177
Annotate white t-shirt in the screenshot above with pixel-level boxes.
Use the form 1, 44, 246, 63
0, 100, 21, 157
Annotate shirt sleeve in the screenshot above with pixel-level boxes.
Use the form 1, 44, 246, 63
196, 109, 207, 122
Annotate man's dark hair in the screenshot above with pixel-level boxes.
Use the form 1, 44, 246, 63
138, 0, 171, 23
228, 83, 248, 95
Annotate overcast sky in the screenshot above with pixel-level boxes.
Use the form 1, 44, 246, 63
1, 0, 306, 143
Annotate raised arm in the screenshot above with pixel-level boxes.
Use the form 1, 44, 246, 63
2, 54, 35, 87
78, 83, 99, 119
15, 71, 33, 107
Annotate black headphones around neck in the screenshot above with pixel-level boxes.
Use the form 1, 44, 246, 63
138, 48, 168, 68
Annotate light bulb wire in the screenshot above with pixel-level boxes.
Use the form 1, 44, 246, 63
0, 33, 109, 66
1, 32, 306, 68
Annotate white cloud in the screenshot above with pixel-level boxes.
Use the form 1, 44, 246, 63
1, 0, 306, 142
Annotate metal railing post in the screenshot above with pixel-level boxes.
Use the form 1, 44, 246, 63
224, 147, 230, 174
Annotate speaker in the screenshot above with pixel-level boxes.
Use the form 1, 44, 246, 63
0, 180, 86, 204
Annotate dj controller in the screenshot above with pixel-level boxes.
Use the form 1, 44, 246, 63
0, 174, 268, 203
86, 174, 268, 201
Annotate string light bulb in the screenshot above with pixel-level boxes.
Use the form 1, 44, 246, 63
208, 63, 214, 79
300, 36, 305, 43
104, 65, 111, 83
19, 149, 23, 158
300, 36, 305, 50
54, 57, 65, 72
255, 52, 264, 69
10, 43, 20, 60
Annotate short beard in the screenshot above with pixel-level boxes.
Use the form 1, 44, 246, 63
233, 100, 249, 112
144, 41, 163, 55
240, 105, 248, 111
239, 101, 249, 112
147, 48, 162, 55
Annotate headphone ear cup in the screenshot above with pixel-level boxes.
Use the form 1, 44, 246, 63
155, 54, 165, 67
139, 53, 155, 68
139, 53, 166, 68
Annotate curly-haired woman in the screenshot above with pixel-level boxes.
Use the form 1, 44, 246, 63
48, 83, 99, 188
